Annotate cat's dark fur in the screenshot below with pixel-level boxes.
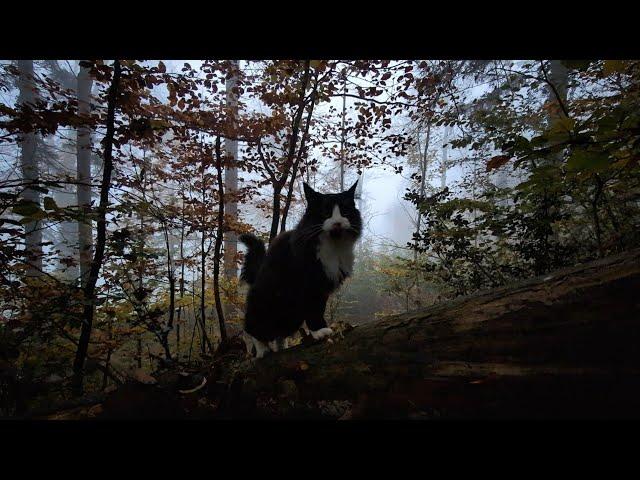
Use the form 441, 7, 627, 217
239, 180, 362, 357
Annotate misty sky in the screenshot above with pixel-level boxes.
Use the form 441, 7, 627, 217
0, 59, 466, 256
173, 60, 465, 253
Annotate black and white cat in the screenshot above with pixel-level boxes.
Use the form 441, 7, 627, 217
239, 180, 362, 358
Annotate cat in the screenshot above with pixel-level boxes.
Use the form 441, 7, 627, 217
239, 180, 362, 358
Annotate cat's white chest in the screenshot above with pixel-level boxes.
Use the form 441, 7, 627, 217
316, 234, 355, 285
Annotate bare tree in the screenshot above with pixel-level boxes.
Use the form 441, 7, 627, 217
262, 60, 312, 243
223, 60, 239, 320
214, 136, 227, 345
76, 60, 94, 288
72, 60, 121, 395
16, 60, 42, 277
279, 68, 319, 233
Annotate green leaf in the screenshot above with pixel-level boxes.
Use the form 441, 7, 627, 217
597, 115, 618, 132
561, 60, 592, 71
550, 116, 575, 133
566, 150, 610, 172
546, 116, 575, 143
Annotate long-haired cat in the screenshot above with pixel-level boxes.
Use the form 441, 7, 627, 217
239, 180, 362, 357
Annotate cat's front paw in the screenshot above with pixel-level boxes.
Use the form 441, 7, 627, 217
255, 344, 270, 359
310, 327, 334, 341
247, 335, 270, 359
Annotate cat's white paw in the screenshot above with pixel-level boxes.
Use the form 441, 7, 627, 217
255, 342, 270, 358
268, 340, 279, 352
242, 333, 255, 356
310, 327, 334, 340
246, 333, 270, 358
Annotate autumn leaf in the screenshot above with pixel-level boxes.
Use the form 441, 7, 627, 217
12, 200, 43, 217
603, 60, 625, 76
43, 196, 58, 211
550, 116, 576, 133
486, 155, 510, 172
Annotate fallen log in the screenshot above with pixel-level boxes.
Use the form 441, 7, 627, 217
214, 248, 640, 419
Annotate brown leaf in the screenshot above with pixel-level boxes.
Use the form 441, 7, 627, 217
486, 155, 510, 172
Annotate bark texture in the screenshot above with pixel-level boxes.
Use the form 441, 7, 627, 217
76, 61, 94, 288
16, 60, 42, 277
72, 60, 121, 394
223, 60, 239, 298
213, 248, 640, 419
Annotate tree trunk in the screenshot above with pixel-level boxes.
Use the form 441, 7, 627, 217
76, 61, 94, 289
198, 158, 213, 355
413, 122, 431, 262
280, 74, 318, 233
176, 197, 186, 358
43, 62, 79, 282
217, 248, 640, 419
268, 185, 283, 244
72, 60, 121, 395
339, 72, 347, 192
162, 223, 175, 360
268, 60, 311, 244
200, 225, 208, 355
134, 167, 155, 362
440, 125, 450, 190
213, 137, 227, 345
223, 60, 239, 321
535, 60, 570, 272
548, 60, 569, 108
16, 60, 43, 277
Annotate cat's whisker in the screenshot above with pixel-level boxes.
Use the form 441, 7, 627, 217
294, 229, 323, 244
294, 224, 324, 241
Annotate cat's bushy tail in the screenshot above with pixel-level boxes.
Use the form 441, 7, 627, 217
239, 233, 266, 284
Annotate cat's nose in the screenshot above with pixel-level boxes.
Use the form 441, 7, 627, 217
329, 223, 343, 237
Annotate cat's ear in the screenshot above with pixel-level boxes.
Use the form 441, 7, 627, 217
346, 179, 358, 197
303, 182, 318, 203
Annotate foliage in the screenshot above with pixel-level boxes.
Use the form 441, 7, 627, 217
406, 60, 640, 297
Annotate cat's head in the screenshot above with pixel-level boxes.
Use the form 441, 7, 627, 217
301, 180, 362, 241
